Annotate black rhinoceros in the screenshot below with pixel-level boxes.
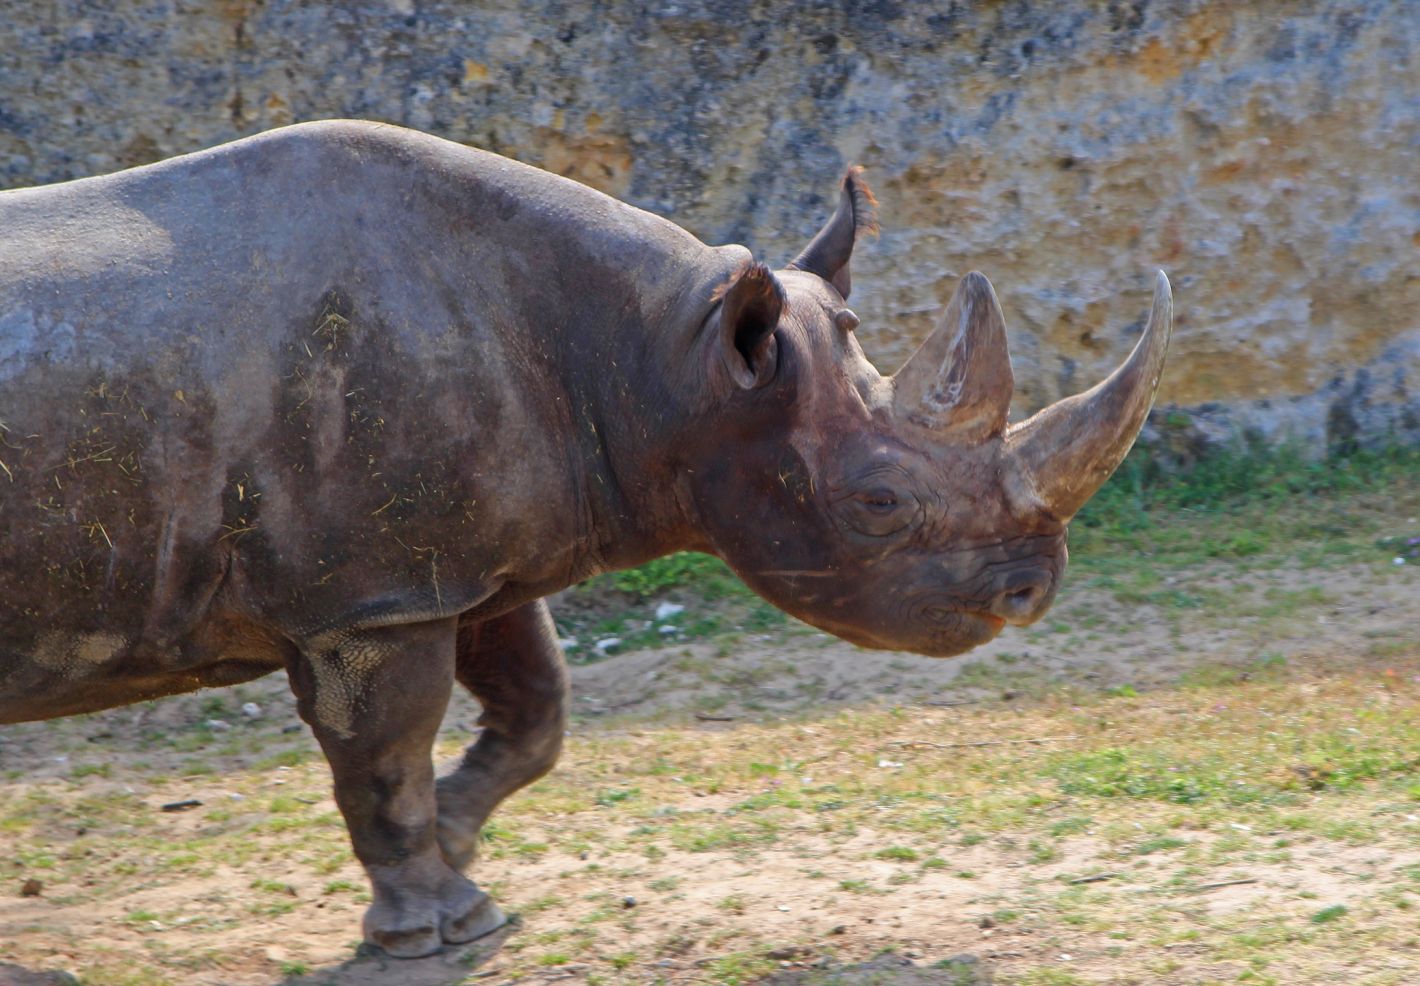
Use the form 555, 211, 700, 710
0, 120, 1170, 956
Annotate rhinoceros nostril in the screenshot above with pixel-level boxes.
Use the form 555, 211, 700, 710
989, 570, 1054, 625
1006, 586, 1038, 608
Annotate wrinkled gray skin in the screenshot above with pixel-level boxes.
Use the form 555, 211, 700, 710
0, 121, 1170, 956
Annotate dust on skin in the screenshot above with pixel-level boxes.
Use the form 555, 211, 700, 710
28, 632, 128, 677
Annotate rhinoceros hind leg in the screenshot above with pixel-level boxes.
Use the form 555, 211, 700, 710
287, 618, 505, 957
436, 599, 568, 871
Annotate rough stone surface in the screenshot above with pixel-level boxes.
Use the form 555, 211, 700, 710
1, 1, 1416, 451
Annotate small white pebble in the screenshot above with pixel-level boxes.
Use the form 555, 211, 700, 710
1394, 557, 1407, 566
655, 601, 685, 620
558, 637, 579, 650
777, 904, 790, 911
594, 637, 622, 656
206, 719, 231, 732
877, 759, 903, 769
241, 702, 262, 718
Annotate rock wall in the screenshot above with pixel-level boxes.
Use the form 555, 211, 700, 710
3, 1, 1417, 452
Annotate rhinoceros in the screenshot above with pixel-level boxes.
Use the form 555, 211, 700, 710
0, 120, 1171, 956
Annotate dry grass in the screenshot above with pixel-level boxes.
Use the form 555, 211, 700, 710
2, 647, 1419, 985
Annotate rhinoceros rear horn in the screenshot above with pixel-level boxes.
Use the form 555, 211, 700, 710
890, 271, 1014, 442
787, 166, 878, 300
1006, 271, 1174, 520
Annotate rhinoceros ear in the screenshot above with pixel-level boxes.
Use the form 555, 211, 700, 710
787, 166, 878, 300
716, 262, 786, 389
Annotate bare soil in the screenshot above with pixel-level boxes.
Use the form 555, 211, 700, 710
1, 554, 1417, 986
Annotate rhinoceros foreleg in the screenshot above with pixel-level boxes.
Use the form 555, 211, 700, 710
286, 618, 506, 958
436, 599, 568, 871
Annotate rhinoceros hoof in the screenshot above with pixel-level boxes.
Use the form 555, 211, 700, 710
362, 904, 442, 959
363, 876, 506, 958
441, 891, 507, 944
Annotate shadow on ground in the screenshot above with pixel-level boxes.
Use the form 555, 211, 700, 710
0, 964, 79, 986
763, 953, 993, 984
0, 926, 513, 986
279, 925, 513, 986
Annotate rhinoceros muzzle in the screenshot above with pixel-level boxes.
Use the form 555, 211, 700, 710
891, 269, 1174, 521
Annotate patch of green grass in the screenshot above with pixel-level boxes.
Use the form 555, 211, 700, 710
590, 552, 749, 601
252, 749, 311, 770
874, 845, 920, 861
716, 894, 746, 914
1013, 969, 1092, 985
1042, 720, 1420, 807
1049, 816, 1093, 837
1071, 441, 1420, 568
1311, 904, 1348, 924
1135, 835, 1188, 855
1027, 839, 1060, 864
594, 787, 639, 807
669, 822, 770, 853
1050, 747, 1249, 805
703, 951, 775, 985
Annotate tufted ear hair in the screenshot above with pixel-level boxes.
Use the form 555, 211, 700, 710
715, 262, 786, 389
786, 166, 878, 300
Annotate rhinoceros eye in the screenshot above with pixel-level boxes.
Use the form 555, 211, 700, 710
840, 487, 917, 537
857, 490, 898, 512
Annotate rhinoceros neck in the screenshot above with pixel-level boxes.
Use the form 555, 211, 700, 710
273, 123, 735, 586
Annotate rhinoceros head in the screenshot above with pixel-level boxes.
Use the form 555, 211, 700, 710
686, 169, 1171, 657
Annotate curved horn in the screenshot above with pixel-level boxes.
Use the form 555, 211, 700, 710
1006, 271, 1173, 519
891, 271, 1014, 442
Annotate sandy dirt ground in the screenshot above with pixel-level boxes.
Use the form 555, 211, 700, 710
1, 555, 1417, 985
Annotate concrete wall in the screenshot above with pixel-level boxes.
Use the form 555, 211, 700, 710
3, 1, 1417, 451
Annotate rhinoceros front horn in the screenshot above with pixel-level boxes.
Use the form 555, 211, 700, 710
891, 271, 1014, 442
1006, 270, 1174, 520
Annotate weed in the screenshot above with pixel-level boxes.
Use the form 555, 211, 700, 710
1135, 836, 1188, 855
716, 894, 746, 914
874, 845, 919, 861
1049, 816, 1093, 837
